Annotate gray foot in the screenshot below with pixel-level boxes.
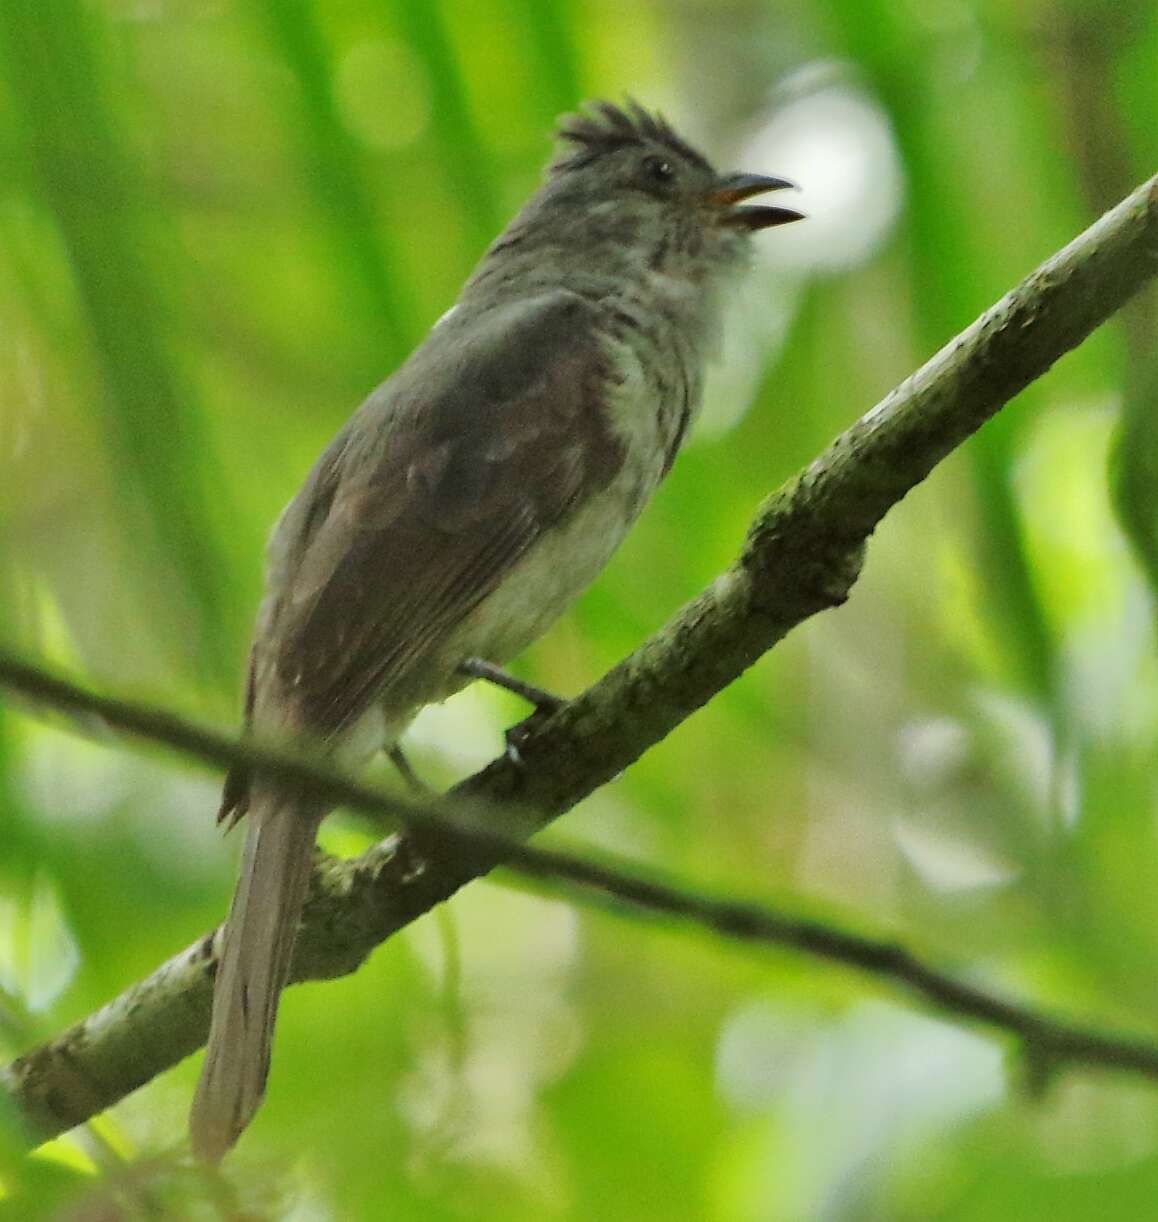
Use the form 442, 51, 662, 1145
458, 657, 564, 715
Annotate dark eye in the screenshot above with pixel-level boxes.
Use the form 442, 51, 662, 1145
642, 155, 675, 183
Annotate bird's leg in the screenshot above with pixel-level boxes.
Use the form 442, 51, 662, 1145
457, 657, 564, 715
458, 657, 565, 767
388, 744, 430, 795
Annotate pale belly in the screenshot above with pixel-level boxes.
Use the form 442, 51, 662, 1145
354, 442, 663, 756
441, 472, 641, 672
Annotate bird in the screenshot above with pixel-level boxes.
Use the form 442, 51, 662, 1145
189, 98, 802, 1162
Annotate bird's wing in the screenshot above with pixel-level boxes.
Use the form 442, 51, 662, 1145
253, 289, 623, 742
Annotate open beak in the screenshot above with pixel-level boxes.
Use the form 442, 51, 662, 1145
709, 172, 804, 230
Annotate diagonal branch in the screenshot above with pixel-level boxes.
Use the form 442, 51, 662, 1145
3, 171, 1157, 1146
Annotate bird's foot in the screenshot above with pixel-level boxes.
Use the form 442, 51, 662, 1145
458, 657, 565, 716
457, 658, 565, 770
503, 709, 555, 767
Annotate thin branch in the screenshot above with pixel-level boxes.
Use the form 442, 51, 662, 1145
2, 171, 1157, 1146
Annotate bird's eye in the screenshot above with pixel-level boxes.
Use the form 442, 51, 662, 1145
643, 155, 675, 183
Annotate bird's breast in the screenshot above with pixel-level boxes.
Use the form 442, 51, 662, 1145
368, 307, 705, 731
598, 311, 703, 489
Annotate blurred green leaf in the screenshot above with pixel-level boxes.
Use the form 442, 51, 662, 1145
260, 0, 416, 364
0, 0, 240, 687
1111, 356, 1158, 601
391, 0, 504, 250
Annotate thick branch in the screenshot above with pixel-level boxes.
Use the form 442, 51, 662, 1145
4, 172, 1157, 1144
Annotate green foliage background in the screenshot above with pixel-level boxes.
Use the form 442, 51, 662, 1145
1, 0, 1157, 1217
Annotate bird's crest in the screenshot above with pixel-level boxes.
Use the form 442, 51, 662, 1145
553, 99, 712, 173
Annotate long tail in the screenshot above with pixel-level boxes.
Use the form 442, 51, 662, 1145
190, 792, 320, 1162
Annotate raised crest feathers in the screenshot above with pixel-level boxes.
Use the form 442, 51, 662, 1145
553, 99, 712, 173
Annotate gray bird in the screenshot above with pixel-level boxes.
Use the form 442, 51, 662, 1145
189, 99, 801, 1161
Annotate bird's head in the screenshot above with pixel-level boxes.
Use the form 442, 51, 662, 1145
542, 100, 803, 270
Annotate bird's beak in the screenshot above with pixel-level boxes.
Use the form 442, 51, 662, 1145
708, 172, 804, 230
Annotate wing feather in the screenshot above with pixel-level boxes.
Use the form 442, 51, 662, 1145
250, 290, 623, 742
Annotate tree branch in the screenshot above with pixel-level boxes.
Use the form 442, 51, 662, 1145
3, 171, 1157, 1146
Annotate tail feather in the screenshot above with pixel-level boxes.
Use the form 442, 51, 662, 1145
190, 793, 320, 1162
